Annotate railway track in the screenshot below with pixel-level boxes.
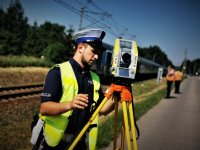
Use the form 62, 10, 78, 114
0, 84, 111, 101
0, 84, 43, 100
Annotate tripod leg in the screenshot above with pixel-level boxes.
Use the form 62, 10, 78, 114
120, 119, 125, 150
129, 102, 138, 150
113, 100, 118, 150
68, 96, 109, 150
122, 101, 132, 150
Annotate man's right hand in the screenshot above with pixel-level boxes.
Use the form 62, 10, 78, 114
40, 94, 89, 116
70, 94, 88, 110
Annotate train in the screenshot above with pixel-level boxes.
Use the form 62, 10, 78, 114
91, 42, 166, 85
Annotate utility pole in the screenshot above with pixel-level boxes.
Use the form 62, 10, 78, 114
193, 60, 196, 75
183, 48, 187, 75
78, 7, 84, 31
78, 0, 111, 31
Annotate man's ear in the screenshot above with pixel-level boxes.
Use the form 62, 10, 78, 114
77, 43, 85, 53
77, 43, 86, 53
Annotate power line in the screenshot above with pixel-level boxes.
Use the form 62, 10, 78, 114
54, 0, 80, 16
54, 0, 115, 35
54, 0, 135, 40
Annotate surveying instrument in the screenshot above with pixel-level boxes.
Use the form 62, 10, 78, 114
68, 38, 139, 150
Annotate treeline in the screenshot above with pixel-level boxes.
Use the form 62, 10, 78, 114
181, 59, 200, 75
138, 45, 173, 66
138, 45, 200, 74
0, 0, 75, 64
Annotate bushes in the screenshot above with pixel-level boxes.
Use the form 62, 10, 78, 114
0, 55, 53, 67
44, 42, 69, 63
0, 43, 71, 67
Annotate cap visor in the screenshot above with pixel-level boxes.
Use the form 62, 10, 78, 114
87, 42, 107, 52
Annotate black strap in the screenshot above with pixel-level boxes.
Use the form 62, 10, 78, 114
89, 124, 97, 129
132, 101, 140, 140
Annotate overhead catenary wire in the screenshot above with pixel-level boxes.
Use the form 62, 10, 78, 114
54, 0, 136, 40
54, 0, 115, 35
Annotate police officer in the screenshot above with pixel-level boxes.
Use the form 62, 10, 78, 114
35, 29, 115, 150
165, 65, 175, 98
174, 69, 183, 93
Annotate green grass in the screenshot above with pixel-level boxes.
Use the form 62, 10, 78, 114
132, 79, 160, 97
0, 55, 53, 67
134, 88, 166, 119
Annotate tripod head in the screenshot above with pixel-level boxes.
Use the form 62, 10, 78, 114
105, 83, 133, 102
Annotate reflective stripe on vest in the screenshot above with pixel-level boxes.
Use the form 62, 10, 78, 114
40, 61, 100, 148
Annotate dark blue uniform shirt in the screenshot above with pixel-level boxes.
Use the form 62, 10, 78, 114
41, 58, 104, 134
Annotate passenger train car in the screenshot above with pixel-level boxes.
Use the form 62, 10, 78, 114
91, 42, 166, 84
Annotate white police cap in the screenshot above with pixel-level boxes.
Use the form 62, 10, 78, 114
73, 29, 106, 44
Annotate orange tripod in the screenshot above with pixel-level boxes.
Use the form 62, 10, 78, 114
68, 84, 138, 150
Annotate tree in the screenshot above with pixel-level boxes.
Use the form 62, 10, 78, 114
0, 0, 76, 60
2, 0, 29, 55
28, 21, 75, 58
0, 7, 7, 55
44, 42, 69, 63
23, 22, 39, 56
138, 45, 173, 67
64, 26, 75, 57
180, 58, 200, 75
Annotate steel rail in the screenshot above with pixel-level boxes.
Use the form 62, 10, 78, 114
0, 84, 43, 100
0, 84, 43, 92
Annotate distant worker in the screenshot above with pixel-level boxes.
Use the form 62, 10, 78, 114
30, 29, 116, 150
165, 65, 175, 98
174, 69, 183, 93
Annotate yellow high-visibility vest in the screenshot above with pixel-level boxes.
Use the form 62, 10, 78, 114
40, 61, 100, 149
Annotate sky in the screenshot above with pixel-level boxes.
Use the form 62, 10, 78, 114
1, 0, 200, 66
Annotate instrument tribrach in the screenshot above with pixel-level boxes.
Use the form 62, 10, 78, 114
68, 38, 139, 150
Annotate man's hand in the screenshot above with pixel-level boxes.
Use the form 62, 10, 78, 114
70, 94, 88, 110
40, 94, 89, 116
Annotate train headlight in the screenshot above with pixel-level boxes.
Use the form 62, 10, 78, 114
111, 38, 138, 80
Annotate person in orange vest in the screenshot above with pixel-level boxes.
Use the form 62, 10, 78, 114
174, 69, 183, 93
165, 65, 175, 98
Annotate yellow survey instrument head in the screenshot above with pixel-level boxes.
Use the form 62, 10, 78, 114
110, 38, 138, 80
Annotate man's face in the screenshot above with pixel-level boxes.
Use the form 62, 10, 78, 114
81, 43, 100, 68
